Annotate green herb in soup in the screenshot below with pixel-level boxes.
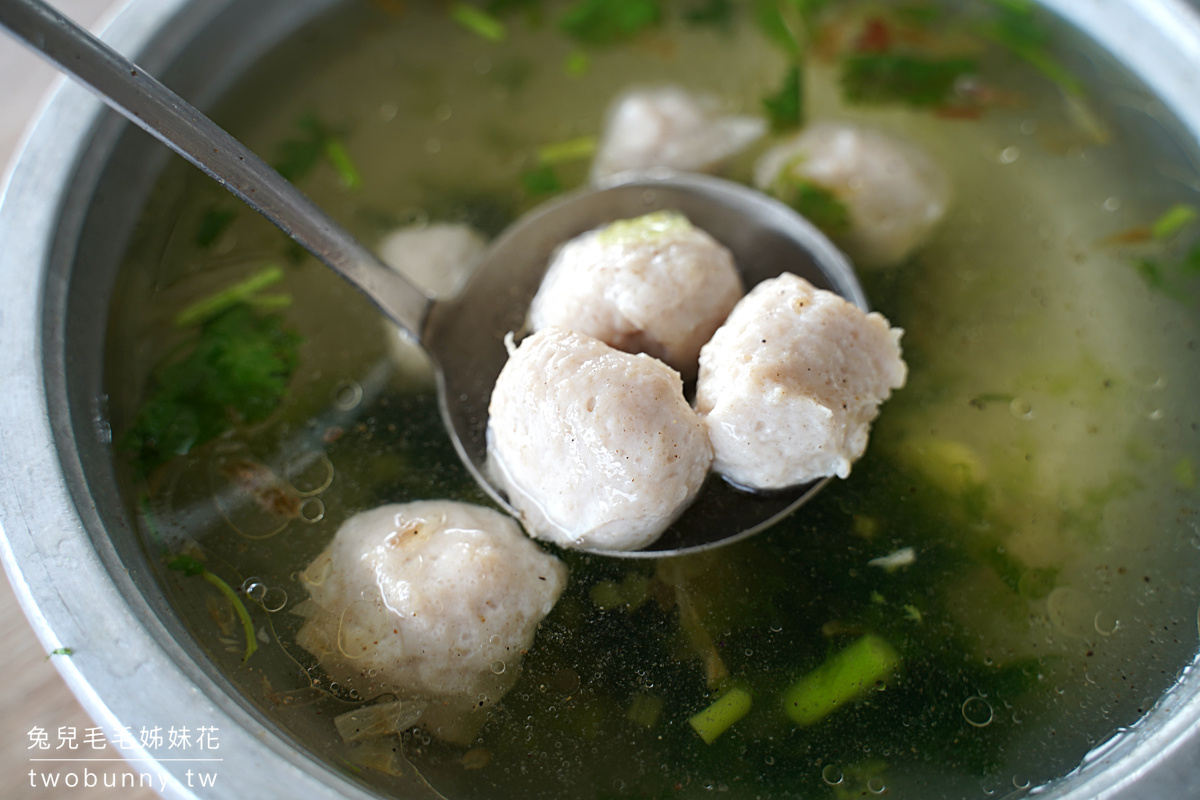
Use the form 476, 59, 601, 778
104, 1, 1200, 798
120, 282, 301, 478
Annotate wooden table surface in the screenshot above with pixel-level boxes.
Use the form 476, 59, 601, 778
2, 1, 158, 796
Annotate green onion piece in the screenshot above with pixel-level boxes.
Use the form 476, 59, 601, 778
537, 135, 598, 164
46, 647, 74, 659
1174, 457, 1197, 489
246, 293, 294, 313
452, 3, 508, 42
564, 49, 591, 76
174, 265, 284, 328
168, 555, 258, 664
1151, 204, 1199, 241
689, 686, 752, 744
782, 634, 901, 726
323, 140, 362, 189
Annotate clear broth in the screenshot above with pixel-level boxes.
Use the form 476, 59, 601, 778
106, 2, 1200, 798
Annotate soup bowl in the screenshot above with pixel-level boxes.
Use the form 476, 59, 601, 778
2, 0, 1200, 798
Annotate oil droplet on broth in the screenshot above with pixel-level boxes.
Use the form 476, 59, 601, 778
333, 379, 363, 410
263, 586, 289, 612
1093, 609, 1120, 636
962, 696, 995, 728
300, 497, 326, 523
1046, 586, 1097, 639
242, 577, 267, 602
285, 452, 335, 496
821, 765, 844, 785
1009, 396, 1035, 420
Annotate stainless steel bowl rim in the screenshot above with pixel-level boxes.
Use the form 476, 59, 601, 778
1, 1, 1198, 798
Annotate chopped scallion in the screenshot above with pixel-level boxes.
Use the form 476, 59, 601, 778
452, 3, 508, 42
174, 265, 284, 328
782, 634, 901, 726
689, 685, 752, 744
168, 554, 258, 664
1151, 204, 1199, 241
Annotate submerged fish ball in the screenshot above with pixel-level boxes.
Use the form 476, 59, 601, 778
487, 327, 713, 551
695, 273, 906, 489
379, 221, 486, 298
378, 222, 487, 386
591, 86, 766, 181
295, 501, 567, 744
529, 211, 744, 380
755, 122, 951, 268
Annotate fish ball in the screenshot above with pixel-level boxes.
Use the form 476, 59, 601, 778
529, 211, 743, 380
755, 122, 951, 268
487, 327, 713, 551
695, 273, 906, 489
295, 500, 567, 744
591, 86, 766, 181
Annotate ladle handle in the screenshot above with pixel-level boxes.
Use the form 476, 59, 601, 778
0, 0, 432, 341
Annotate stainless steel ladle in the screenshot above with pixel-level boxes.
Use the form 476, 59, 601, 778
0, 0, 865, 556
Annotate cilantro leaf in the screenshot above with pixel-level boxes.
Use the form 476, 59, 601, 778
273, 113, 361, 188
977, 0, 1083, 95
559, 0, 662, 46
773, 177, 851, 235
1128, 244, 1200, 302
755, 0, 829, 55
762, 65, 804, 130
196, 207, 238, 248
521, 163, 563, 195
841, 52, 977, 107
484, 0, 543, 14
121, 304, 301, 477
166, 554, 207, 577
683, 0, 733, 27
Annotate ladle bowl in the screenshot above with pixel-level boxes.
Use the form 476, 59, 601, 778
0, 0, 864, 555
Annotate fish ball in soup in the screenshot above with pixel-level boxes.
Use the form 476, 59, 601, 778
695, 273, 906, 489
529, 210, 743, 380
295, 501, 567, 744
378, 221, 486, 385
487, 327, 712, 551
590, 86, 766, 181
754, 122, 951, 267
